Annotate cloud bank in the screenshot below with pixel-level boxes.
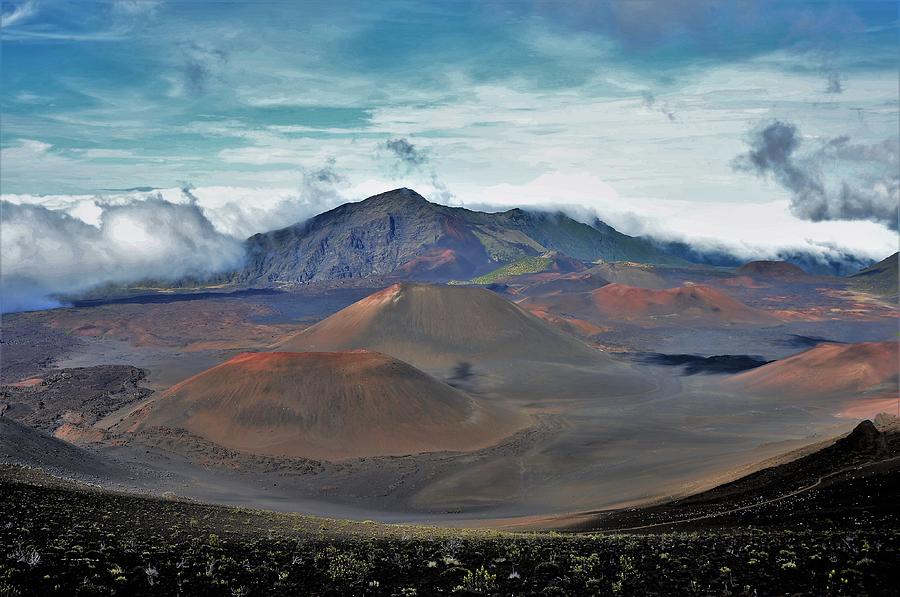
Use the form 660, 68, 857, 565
453, 169, 897, 275
183, 160, 349, 238
0, 197, 245, 313
0, 159, 355, 312
733, 121, 899, 230
3, 157, 896, 311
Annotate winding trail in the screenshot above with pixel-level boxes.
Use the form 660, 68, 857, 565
596, 457, 898, 533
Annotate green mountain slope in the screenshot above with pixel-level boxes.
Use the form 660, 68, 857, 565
848, 252, 898, 299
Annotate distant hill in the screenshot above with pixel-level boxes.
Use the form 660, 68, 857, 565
238, 188, 684, 286
516, 268, 612, 297
584, 262, 667, 289
736, 260, 811, 280
591, 283, 781, 326
728, 341, 899, 403
727, 341, 899, 419
848, 252, 898, 299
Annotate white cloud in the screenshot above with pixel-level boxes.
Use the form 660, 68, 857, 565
2, 157, 353, 241
16, 139, 52, 153
112, 0, 163, 18
0, 197, 244, 313
79, 149, 137, 159
0, 0, 36, 28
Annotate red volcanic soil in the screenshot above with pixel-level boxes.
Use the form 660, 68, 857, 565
278, 283, 607, 367
525, 307, 610, 338
392, 248, 474, 280
139, 351, 526, 460
721, 275, 768, 289
542, 252, 587, 274
518, 269, 609, 297
729, 342, 899, 401
736, 260, 811, 280
591, 283, 781, 325
390, 215, 493, 280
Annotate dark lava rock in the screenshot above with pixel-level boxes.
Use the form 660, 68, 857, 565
838, 420, 888, 455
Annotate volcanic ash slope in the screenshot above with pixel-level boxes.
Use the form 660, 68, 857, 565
277, 282, 611, 369
137, 351, 527, 460
727, 342, 899, 417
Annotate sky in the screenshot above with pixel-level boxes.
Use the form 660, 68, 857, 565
1, 0, 898, 309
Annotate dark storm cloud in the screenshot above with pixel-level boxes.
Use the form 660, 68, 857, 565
504, 0, 749, 49
605, 0, 738, 46
381, 138, 457, 203
384, 138, 428, 170
734, 121, 820, 196
179, 42, 228, 97
183, 59, 209, 96
641, 91, 677, 121
305, 157, 345, 186
733, 121, 899, 230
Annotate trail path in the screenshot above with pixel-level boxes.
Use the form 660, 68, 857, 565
598, 457, 898, 533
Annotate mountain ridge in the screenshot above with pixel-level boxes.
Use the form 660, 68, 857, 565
237, 188, 685, 286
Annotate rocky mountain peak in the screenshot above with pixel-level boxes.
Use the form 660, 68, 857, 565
359, 187, 432, 209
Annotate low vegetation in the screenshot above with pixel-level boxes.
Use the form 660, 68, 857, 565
458, 256, 553, 285
1, 467, 897, 596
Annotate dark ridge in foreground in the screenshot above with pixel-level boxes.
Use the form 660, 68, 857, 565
575, 419, 899, 533
1, 465, 897, 596
0, 418, 117, 479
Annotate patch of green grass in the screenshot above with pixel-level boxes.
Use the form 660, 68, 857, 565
467, 256, 553, 285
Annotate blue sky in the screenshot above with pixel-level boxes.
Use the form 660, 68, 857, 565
1, 1, 898, 263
